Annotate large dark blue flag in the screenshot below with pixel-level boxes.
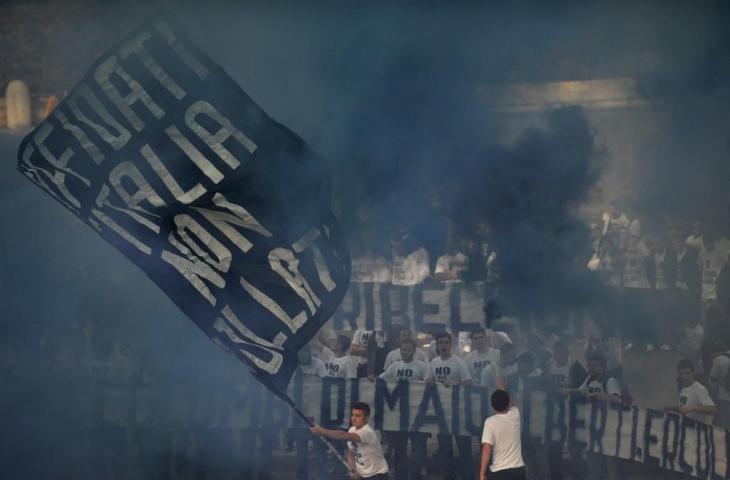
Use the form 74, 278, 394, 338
17, 14, 350, 392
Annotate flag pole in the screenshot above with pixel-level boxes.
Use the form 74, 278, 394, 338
268, 382, 355, 477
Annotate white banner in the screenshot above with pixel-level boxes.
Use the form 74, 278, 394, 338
92, 378, 728, 479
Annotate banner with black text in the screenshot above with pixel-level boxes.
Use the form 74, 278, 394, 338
90, 378, 728, 479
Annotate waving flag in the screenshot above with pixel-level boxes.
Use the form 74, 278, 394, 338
17, 14, 350, 393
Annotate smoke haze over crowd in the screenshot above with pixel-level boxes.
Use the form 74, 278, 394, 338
2, 1, 730, 478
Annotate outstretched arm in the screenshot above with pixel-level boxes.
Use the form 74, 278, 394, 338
679, 404, 716, 416
310, 425, 362, 443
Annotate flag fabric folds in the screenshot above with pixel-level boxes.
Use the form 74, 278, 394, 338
17, 14, 351, 392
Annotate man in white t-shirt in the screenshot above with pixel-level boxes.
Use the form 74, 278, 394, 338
564, 353, 622, 404
434, 247, 469, 282
311, 402, 389, 479
324, 335, 357, 379
546, 340, 585, 391
378, 339, 429, 479
392, 246, 431, 286
545, 341, 586, 480
431, 332, 472, 387
465, 327, 501, 385
481, 343, 517, 393
480, 389, 526, 480
390, 228, 431, 286
709, 342, 730, 428
665, 359, 715, 425
379, 340, 432, 382
351, 250, 392, 283
431, 332, 473, 480
563, 353, 623, 480
297, 345, 325, 377
697, 228, 730, 307
383, 326, 429, 370
351, 329, 382, 378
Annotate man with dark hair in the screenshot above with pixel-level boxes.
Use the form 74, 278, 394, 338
708, 339, 730, 428
383, 326, 428, 370
665, 359, 715, 425
481, 343, 517, 393
563, 353, 623, 480
380, 339, 431, 382
324, 335, 357, 379
430, 332, 471, 386
564, 353, 622, 404
466, 327, 500, 385
311, 402, 389, 479
379, 338, 430, 479
545, 340, 587, 480
480, 390, 526, 480
546, 340, 586, 391
430, 332, 473, 480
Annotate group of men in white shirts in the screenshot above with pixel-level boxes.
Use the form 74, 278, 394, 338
298, 322, 723, 480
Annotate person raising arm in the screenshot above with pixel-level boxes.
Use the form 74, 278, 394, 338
310, 402, 389, 480
480, 390, 526, 480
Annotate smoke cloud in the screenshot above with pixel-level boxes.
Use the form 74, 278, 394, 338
3, 1, 730, 477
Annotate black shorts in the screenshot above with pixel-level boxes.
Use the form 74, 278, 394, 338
491, 466, 526, 480
362, 473, 389, 480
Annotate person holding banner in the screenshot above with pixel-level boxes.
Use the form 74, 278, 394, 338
383, 327, 429, 370
310, 402, 389, 480
324, 335, 358, 379
379, 339, 430, 479
563, 353, 623, 480
466, 327, 500, 385
665, 359, 715, 425
480, 389, 526, 480
430, 332, 473, 480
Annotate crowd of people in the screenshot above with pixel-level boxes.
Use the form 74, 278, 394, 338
1, 203, 729, 480
291, 205, 730, 479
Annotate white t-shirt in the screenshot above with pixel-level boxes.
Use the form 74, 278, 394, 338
465, 349, 501, 386
431, 355, 472, 385
578, 376, 621, 399
698, 239, 730, 300
481, 363, 517, 393
710, 354, 730, 401
684, 324, 704, 351
676, 249, 689, 290
586, 335, 623, 371
622, 239, 650, 289
654, 249, 670, 290
317, 345, 335, 362
383, 347, 429, 370
435, 252, 469, 280
379, 359, 432, 382
481, 407, 525, 472
351, 329, 378, 367
300, 357, 325, 377
547, 360, 572, 389
324, 355, 357, 379
392, 247, 430, 286
679, 381, 715, 424
687, 234, 703, 249
347, 424, 388, 477
351, 255, 392, 283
